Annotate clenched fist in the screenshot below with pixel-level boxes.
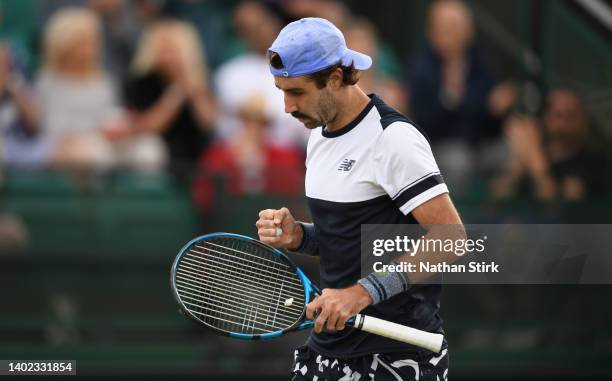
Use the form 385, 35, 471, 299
256, 207, 302, 250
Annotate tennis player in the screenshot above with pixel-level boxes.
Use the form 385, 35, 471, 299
256, 17, 462, 380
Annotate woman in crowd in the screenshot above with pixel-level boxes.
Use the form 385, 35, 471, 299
37, 7, 165, 172
124, 19, 217, 179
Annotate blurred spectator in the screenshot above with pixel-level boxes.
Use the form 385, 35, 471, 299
193, 95, 304, 216
213, 0, 309, 149
40, 0, 163, 80
124, 19, 216, 178
88, 0, 143, 81
281, 0, 350, 28
491, 89, 608, 201
162, 0, 239, 70
408, 0, 516, 193
0, 212, 28, 253
0, 42, 48, 169
343, 17, 407, 113
37, 8, 165, 172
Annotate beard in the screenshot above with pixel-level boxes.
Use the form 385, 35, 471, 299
291, 111, 321, 129
291, 89, 336, 129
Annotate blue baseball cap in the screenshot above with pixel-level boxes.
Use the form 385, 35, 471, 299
268, 17, 372, 78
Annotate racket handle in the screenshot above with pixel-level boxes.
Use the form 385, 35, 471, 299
354, 314, 443, 353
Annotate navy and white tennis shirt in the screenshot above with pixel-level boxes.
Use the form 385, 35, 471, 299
305, 94, 449, 357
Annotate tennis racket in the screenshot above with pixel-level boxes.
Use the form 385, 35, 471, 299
170, 233, 443, 353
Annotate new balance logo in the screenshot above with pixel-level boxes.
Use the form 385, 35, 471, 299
338, 159, 356, 171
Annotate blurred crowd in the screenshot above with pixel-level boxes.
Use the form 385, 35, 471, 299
0, 0, 610, 241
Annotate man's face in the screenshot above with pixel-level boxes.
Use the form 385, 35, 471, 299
274, 76, 337, 129
544, 90, 586, 141
428, 1, 473, 60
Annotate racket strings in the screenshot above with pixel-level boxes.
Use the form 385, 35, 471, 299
175, 265, 303, 318
175, 281, 299, 327
185, 249, 303, 292
177, 258, 303, 312
198, 241, 291, 268
175, 237, 306, 335
180, 299, 278, 332
193, 243, 302, 284
216, 237, 304, 334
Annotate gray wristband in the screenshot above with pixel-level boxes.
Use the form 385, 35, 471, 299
290, 222, 319, 256
357, 262, 410, 305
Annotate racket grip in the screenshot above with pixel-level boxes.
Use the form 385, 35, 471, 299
354, 314, 443, 353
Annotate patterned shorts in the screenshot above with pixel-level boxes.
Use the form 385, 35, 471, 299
289, 344, 449, 381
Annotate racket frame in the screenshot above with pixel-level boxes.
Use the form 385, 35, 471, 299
171, 233, 443, 353
170, 232, 317, 340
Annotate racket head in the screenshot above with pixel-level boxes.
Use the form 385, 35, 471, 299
170, 233, 316, 340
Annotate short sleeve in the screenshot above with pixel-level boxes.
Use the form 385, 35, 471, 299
373, 122, 448, 215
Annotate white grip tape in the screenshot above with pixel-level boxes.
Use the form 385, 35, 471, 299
354, 314, 443, 353
275, 227, 282, 237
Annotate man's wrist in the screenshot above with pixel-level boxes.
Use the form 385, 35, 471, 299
289, 222, 319, 255
357, 263, 411, 305
287, 222, 303, 251
354, 283, 373, 309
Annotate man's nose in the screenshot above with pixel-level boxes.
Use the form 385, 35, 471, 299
284, 97, 298, 114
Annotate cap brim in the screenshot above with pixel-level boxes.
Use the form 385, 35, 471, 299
342, 49, 373, 70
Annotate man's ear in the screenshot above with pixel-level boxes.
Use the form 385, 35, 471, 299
327, 68, 343, 90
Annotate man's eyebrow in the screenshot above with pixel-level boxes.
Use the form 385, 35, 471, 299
274, 83, 304, 92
